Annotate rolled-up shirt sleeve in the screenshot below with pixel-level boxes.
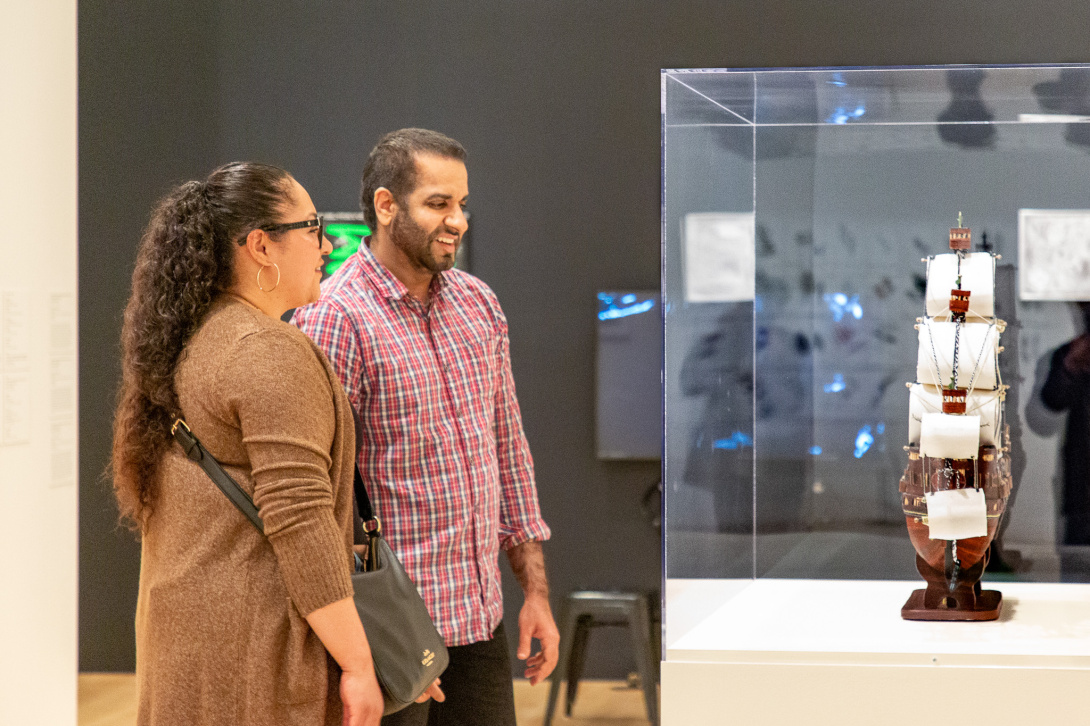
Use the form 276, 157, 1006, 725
491, 310, 551, 550
221, 329, 353, 616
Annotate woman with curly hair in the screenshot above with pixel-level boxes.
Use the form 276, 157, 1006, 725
112, 162, 387, 725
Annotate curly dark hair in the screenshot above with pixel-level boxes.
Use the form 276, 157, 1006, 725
359, 128, 466, 229
112, 161, 293, 530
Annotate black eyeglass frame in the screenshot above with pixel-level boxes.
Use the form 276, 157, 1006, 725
236, 215, 325, 247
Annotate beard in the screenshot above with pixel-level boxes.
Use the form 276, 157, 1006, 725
390, 208, 458, 275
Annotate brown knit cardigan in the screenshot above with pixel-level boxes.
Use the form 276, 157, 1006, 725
135, 297, 356, 726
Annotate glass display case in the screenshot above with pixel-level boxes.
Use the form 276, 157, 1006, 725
661, 65, 1090, 724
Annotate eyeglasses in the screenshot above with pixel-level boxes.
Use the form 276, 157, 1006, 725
237, 215, 325, 247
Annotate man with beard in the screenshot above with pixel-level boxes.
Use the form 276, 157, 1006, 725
293, 128, 558, 726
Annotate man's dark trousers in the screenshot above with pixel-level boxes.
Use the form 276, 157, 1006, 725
380, 622, 517, 726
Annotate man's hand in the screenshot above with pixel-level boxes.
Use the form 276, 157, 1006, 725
517, 594, 559, 685
1064, 335, 1090, 375
506, 540, 558, 684
415, 678, 445, 704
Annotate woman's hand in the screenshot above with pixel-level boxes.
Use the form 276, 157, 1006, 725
340, 667, 384, 726
304, 597, 384, 726
415, 678, 445, 704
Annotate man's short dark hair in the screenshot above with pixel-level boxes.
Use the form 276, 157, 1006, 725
360, 128, 467, 229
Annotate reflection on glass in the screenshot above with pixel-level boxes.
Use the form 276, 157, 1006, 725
678, 306, 754, 534
1033, 303, 1090, 579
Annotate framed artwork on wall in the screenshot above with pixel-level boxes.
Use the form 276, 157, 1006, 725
1019, 208, 1090, 300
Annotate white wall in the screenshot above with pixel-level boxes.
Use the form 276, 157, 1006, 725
0, 1, 79, 723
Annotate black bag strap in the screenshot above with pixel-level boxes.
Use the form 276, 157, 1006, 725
171, 416, 381, 541
349, 408, 381, 537
354, 466, 379, 529
171, 418, 265, 534
354, 466, 383, 572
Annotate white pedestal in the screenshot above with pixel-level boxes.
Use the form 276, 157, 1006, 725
663, 579, 1090, 725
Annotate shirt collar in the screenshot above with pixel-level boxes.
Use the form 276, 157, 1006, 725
356, 237, 450, 303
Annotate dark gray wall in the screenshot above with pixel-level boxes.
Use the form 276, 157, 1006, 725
79, 0, 1090, 674
79, 1, 220, 671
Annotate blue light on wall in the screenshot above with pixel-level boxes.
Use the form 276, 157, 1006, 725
599, 300, 655, 320
826, 105, 866, 124
809, 445, 823, 455
854, 425, 875, 458
823, 292, 863, 322
823, 373, 847, 393
713, 431, 754, 450
598, 292, 657, 320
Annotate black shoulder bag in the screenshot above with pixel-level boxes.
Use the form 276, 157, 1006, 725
171, 418, 449, 715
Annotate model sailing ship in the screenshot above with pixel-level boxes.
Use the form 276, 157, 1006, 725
899, 214, 1012, 621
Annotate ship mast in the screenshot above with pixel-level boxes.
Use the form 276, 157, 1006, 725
899, 214, 1012, 620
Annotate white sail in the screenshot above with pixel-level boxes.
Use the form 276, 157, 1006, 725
908, 239, 1006, 547
925, 489, 988, 540
925, 252, 996, 319
916, 320, 999, 391
919, 412, 981, 459
908, 383, 1002, 446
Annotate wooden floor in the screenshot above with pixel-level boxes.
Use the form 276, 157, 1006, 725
79, 674, 653, 726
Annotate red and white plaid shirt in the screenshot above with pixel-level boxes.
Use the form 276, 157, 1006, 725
292, 242, 550, 645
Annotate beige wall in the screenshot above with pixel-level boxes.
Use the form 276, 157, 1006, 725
0, 1, 79, 723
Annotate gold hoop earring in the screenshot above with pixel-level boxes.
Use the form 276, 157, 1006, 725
256, 263, 280, 292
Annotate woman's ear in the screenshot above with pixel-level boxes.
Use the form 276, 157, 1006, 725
241, 228, 272, 266
374, 187, 397, 227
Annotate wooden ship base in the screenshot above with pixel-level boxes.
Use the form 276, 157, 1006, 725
900, 554, 1003, 621
899, 444, 1011, 622
901, 587, 1002, 621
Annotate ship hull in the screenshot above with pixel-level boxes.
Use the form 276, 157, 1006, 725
899, 443, 1011, 620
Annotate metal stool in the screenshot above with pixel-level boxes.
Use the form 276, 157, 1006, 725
544, 591, 658, 725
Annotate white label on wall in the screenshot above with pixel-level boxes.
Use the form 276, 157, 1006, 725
50, 357, 75, 419
1019, 209, 1090, 300
50, 419, 76, 489
49, 293, 77, 487
49, 293, 76, 357
1, 373, 31, 445
683, 212, 756, 302
0, 291, 32, 447
49, 355, 76, 487
1, 291, 31, 370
